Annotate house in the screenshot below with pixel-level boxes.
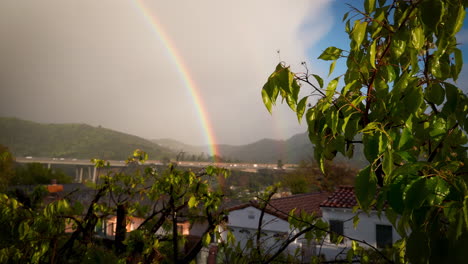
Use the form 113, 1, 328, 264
318, 186, 401, 260
223, 192, 330, 259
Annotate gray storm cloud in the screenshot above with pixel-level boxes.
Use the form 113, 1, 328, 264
0, 0, 334, 145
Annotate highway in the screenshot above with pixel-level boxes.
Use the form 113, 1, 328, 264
15, 157, 297, 171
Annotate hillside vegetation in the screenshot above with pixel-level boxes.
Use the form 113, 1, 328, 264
0, 117, 364, 166
154, 133, 366, 167
0, 117, 175, 160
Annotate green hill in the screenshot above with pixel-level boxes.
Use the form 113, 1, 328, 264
0, 117, 175, 160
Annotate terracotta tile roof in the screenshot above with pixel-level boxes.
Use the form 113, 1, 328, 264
268, 192, 330, 217
320, 186, 357, 208
47, 184, 64, 193
228, 192, 330, 220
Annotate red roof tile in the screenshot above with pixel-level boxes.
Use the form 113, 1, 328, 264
47, 184, 64, 193
320, 186, 357, 208
229, 192, 330, 220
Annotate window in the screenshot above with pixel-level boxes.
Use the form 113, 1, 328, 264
376, 225, 393, 248
329, 220, 344, 243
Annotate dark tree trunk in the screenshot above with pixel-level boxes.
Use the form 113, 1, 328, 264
115, 203, 127, 255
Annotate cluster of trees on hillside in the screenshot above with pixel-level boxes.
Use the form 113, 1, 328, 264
0, 145, 73, 190
282, 160, 358, 194
0, 117, 175, 160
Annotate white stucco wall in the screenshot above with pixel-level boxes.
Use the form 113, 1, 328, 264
319, 207, 401, 260
223, 206, 303, 256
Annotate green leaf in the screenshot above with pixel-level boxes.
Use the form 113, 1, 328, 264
369, 41, 377, 69
363, 132, 380, 163
420, 0, 443, 32
425, 83, 445, 105
429, 117, 446, 138
353, 214, 360, 229
411, 27, 424, 50
453, 48, 463, 81
202, 233, 211, 246
464, 197, 468, 229
331, 111, 339, 134
403, 85, 423, 116
425, 177, 449, 206
342, 11, 350, 22
391, 39, 406, 59
364, 0, 376, 14
352, 21, 367, 50
318, 47, 343, 61
326, 78, 339, 98
261, 83, 273, 113
405, 178, 428, 209
355, 165, 377, 210
384, 65, 396, 82
188, 196, 197, 208
296, 96, 308, 123
398, 127, 414, 150
450, 5, 466, 35
388, 175, 406, 214
382, 150, 393, 177
312, 74, 324, 88
395, 150, 417, 162
341, 80, 357, 95
329, 60, 336, 77
442, 83, 459, 114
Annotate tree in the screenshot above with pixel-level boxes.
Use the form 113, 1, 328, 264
0, 144, 15, 190
277, 159, 284, 169
0, 150, 230, 263
282, 160, 357, 193
13, 163, 73, 185
262, 0, 468, 263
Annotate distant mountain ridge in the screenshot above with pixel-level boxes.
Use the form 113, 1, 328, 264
0, 117, 175, 160
153, 132, 366, 166
0, 117, 365, 166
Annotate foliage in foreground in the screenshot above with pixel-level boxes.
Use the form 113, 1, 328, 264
0, 150, 229, 264
262, 0, 468, 263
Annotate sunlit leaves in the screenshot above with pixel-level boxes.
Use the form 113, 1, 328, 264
329, 60, 337, 76
318, 46, 343, 61
261, 63, 300, 113
296, 96, 308, 122
447, 5, 466, 35
364, 0, 375, 14
312, 74, 323, 88
351, 21, 367, 50
369, 41, 377, 69
261, 1, 468, 262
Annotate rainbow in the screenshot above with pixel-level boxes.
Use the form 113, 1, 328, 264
133, 1, 219, 160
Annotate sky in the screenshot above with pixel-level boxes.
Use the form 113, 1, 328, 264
0, 1, 467, 147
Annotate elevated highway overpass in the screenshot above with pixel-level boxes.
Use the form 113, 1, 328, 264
15, 157, 297, 183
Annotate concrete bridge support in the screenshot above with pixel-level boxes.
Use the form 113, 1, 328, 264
93, 166, 97, 183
